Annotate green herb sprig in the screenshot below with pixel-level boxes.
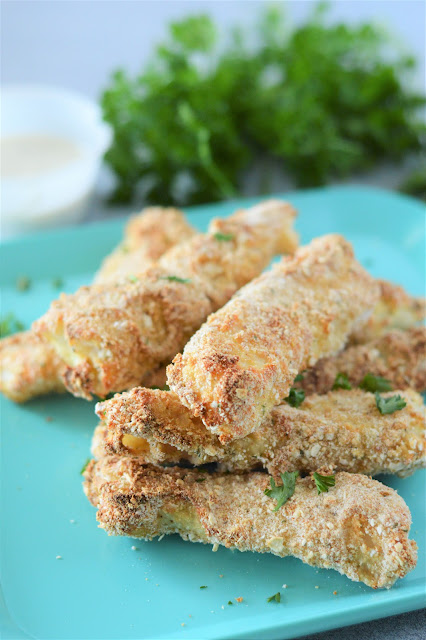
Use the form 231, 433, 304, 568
359, 373, 392, 393
264, 471, 298, 511
160, 275, 191, 284
0, 313, 25, 338
313, 472, 335, 494
267, 592, 281, 603
284, 388, 305, 408
332, 372, 352, 390
101, 6, 425, 207
375, 393, 407, 415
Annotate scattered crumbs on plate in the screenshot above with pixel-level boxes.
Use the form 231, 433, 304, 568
188, 615, 192, 618
181, 623, 186, 627
282, 584, 288, 589
235, 597, 243, 603
145, 578, 149, 581
315, 585, 319, 589
70, 519, 75, 524
156, 584, 159, 587
210, 611, 215, 614
56, 555, 62, 560
212, 543, 219, 551
219, 574, 224, 578
333, 591, 338, 595
45, 416, 53, 422
131, 545, 137, 551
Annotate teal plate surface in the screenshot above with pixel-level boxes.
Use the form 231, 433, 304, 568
1, 186, 425, 640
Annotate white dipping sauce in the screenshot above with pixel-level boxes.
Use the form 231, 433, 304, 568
1, 134, 82, 177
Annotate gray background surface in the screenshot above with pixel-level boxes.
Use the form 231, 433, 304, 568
1, 2, 425, 638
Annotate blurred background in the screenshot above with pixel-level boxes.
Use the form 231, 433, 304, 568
1, 0, 425, 237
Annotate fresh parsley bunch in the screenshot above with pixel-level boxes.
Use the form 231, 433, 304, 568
101, 5, 425, 206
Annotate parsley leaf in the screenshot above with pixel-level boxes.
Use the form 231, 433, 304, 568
16, 276, 31, 292
160, 275, 191, 283
294, 372, 305, 382
267, 592, 281, 603
213, 232, 234, 242
80, 458, 91, 475
200, 585, 207, 589
284, 388, 305, 408
375, 393, 407, 415
228, 600, 233, 605
52, 277, 64, 289
313, 472, 335, 494
359, 373, 392, 392
332, 372, 352, 390
0, 313, 25, 338
264, 471, 298, 511
150, 384, 170, 391
101, 8, 425, 206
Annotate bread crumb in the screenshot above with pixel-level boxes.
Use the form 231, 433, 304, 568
131, 545, 137, 551
181, 623, 185, 627
56, 555, 62, 560
282, 584, 288, 589
235, 597, 243, 603
315, 585, 319, 589
333, 590, 338, 595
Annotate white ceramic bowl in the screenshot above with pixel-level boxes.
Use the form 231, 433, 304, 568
1, 85, 111, 236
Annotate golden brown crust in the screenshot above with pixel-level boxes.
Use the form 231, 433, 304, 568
0, 331, 65, 402
168, 234, 380, 443
299, 328, 426, 395
84, 457, 417, 589
1, 207, 194, 403
350, 280, 425, 345
94, 208, 195, 283
34, 201, 298, 399
93, 387, 425, 478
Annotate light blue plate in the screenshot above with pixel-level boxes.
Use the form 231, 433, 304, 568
1, 186, 425, 640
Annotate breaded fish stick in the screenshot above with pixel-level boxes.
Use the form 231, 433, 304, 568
93, 387, 425, 477
298, 327, 426, 395
95, 207, 195, 283
84, 457, 417, 589
168, 234, 379, 443
0, 207, 194, 403
34, 201, 298, 400
350, 280, 424, 345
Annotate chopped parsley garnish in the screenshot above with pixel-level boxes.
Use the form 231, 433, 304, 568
227, 600, 233, 605
267, 592, 281, 603
16, 276, 31, 291
195, 478, 206, 483
359, 373, 392, 393
213, 232, 234, 242
332, 372, 352, 390
80, 458, 91, 475
151, 384, 170, 391
0, 313, 25, 338
200, 585, 208, 589
128, 275, 139, 283
294, 371, 305, 382
52, 277, 64, 289
375, 393, 407, 415
160, 275, 191, 283
313, 472, 335, 494
284, 387, 305, 408
264, 471, 298, 511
